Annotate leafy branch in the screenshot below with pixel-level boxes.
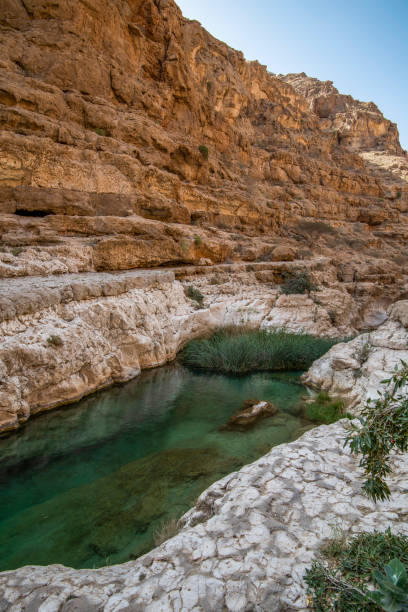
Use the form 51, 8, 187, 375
345, 361, 408, 502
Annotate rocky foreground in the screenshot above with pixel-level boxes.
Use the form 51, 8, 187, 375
0, 421, 407, 611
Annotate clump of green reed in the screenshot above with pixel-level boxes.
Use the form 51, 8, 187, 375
180, 326, 340, 375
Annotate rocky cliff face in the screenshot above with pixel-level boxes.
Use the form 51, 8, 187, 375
280, 73, 405, 155
1, 0, 408, 428
1, 0, 407, 278
0, 258, 358, 432
1, 252, 408, 433
304, 299, 408, 409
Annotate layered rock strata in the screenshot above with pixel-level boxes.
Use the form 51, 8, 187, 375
1, 421, 407, 611
2, 255, 406, 433
0, 0, 407, 279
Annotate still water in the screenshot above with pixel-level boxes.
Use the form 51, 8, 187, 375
0, 365, 312, 570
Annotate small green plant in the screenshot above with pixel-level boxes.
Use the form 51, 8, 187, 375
184, 285, 204, 307
194, 234, 202, 246
359, 341, 371, 363
266, 202, 273, 209
396, 191, 402, 199
305, 530, 408, 612
47, 335, 63, 347
280, 269, 317, 295
180, 240, 189, 253
93, 127, 106, 136
198, 145, 209, 160
11, 247, 23, 256
305, 391, 345, 424
371, 558, 408, 611
345, 362, 408, 501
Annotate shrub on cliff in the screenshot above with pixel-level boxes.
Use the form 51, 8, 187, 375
184, 285, 204, 307
180, 326, 339, 374
46, 335, 63, 347
198, 145, 209, 160
280, 269, 317, 295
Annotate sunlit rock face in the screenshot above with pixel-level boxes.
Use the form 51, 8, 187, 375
280, 73, 405, 155
1, 0, 408, 431
0, 0, 407, 277
0, 261, 346, 433
1, 255, 405, 434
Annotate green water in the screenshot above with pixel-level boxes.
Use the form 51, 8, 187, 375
0, 365, 312, 571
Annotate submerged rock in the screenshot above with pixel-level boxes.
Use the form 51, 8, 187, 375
225, 399, 278, 430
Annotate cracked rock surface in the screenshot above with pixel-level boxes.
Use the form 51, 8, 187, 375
1, 421, 407, 611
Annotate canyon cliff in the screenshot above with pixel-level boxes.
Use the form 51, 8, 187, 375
0, 0, 407, 277
2, 3, 408, 610
1, 0, 408, 432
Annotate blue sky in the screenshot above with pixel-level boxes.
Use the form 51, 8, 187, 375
177, 0, 408, 150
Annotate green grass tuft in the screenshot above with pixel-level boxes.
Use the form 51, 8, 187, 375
198, 145, 209, 160
180, 326, 340, 375
305, 391, 346, 424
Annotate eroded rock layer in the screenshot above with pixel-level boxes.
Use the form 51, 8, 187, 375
0, 0, 407, 277
2, 256, 408, 433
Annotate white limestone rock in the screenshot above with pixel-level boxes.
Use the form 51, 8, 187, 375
303, 300, 408, 409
